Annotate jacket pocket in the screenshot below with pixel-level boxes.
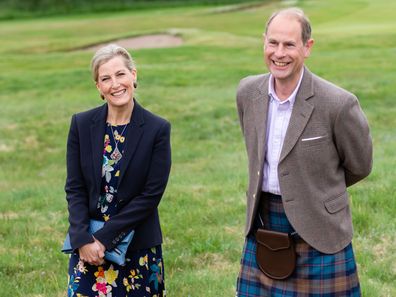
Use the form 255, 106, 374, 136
300, 134, 329, 147
324, 192, 349, 214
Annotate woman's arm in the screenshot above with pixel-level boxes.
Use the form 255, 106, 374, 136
65, 114, 95, 249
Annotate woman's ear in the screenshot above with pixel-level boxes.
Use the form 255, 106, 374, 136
95, 81, 105, 99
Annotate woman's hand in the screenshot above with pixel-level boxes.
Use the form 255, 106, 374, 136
78, 238, 105, 266
94, 237, 106, 255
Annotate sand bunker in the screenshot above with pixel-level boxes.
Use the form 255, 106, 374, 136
85, 34, 183, 51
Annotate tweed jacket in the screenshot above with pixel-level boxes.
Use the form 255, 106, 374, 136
65, 100, 171, 252
236, 68, 372, 254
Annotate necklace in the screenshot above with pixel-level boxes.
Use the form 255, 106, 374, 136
109, 123, 128, 162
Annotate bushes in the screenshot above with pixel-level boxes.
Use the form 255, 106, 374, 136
0, 0, 258, 19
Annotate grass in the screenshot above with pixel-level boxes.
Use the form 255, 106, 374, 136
0, 0, 395, 296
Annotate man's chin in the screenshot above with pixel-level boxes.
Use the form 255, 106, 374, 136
270, 70, 289, 81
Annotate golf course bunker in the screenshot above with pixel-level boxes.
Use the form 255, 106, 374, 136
85, 34, 183, 51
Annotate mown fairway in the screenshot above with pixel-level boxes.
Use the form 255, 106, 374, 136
0, 0, 395, 296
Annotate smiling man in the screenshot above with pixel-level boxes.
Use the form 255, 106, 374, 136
235, 8, 372, 296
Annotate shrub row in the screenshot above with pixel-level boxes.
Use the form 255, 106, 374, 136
0, 0, 259, 19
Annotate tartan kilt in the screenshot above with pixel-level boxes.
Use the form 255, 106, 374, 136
236, 194, 361, 297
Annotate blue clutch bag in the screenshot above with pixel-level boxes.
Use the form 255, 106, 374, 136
62, 219, 134, 266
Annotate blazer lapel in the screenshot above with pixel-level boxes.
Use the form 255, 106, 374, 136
279, 68, 315, 163
90, 104, 108, 195
118, 100, 144, 186
253, 75, 270, 166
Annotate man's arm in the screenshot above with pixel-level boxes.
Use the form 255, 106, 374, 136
334, 95, 373, 186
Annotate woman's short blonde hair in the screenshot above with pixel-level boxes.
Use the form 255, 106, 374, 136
91, 44, 136, 82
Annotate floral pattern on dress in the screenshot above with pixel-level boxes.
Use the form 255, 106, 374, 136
98, 124, 125, 220
92, 266, 116, 297
67, 123, 165, 296
67, 260, 88, 296
68, 246, 165, 296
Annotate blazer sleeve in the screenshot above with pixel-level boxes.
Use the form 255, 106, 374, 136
333, 95, 373, 186
65, 114, 94, 249
236, 77, 250, 135
93, 121, 171, 250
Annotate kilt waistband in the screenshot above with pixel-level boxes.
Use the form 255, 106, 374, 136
256, 192, 303, 242
260, 192, 282, 200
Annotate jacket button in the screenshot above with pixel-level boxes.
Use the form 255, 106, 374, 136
257, 171, 260, 176
253, 194, 256, 198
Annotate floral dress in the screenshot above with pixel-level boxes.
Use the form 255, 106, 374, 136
67, 123, 165, 297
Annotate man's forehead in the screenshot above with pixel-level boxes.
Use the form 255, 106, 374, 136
265, 15, 302, 39
268, 13, 300, 28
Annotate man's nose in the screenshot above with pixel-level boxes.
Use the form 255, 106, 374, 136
274, 45, 286, 57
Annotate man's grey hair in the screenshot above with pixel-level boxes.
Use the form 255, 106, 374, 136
265, 8, 312, 44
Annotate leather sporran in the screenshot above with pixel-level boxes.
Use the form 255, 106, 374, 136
255, 228, 296, 280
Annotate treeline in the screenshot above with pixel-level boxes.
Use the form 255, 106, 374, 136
0, 0, 260, 19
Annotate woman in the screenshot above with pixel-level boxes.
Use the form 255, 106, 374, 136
65, 44, 171, 296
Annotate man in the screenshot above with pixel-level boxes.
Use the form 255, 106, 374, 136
236, 8, 372, 296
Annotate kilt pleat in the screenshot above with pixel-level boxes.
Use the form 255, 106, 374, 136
236, 194, 361, 297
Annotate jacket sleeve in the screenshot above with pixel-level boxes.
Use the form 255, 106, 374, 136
65, 114, 94, 249
333, 95, 373, 187
93, 121, 171, 250
236, 78, 247, 134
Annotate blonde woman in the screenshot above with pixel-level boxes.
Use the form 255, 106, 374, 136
65, 44, 171, 296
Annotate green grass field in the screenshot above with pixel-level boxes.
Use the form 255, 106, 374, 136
0, 0, 395, 296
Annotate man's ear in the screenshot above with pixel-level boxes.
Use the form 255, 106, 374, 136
304, 38, 314, 58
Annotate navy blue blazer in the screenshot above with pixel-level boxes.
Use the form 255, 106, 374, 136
65, 100, 171, 252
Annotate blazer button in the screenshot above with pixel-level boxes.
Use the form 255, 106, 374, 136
257, 171, 260, 176
253, 193, 256, 199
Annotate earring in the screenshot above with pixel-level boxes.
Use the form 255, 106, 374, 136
100, 94, 105, 100
133, 81, 137, 88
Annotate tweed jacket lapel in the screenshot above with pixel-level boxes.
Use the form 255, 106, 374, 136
117, 100, 144, 186
90, 104, 108, 196
252, 75, 270, 166
279, 68, 315, 163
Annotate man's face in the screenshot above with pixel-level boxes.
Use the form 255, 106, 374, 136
264, 14, 313, 86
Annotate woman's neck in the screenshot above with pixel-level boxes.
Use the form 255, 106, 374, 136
106, 100, 134, 125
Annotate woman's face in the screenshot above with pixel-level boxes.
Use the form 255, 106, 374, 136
96, 56, 137, 109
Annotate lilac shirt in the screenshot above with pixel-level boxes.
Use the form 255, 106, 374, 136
262, 69, 304, 194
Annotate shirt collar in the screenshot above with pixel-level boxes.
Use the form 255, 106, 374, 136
268, 68, 305, 106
